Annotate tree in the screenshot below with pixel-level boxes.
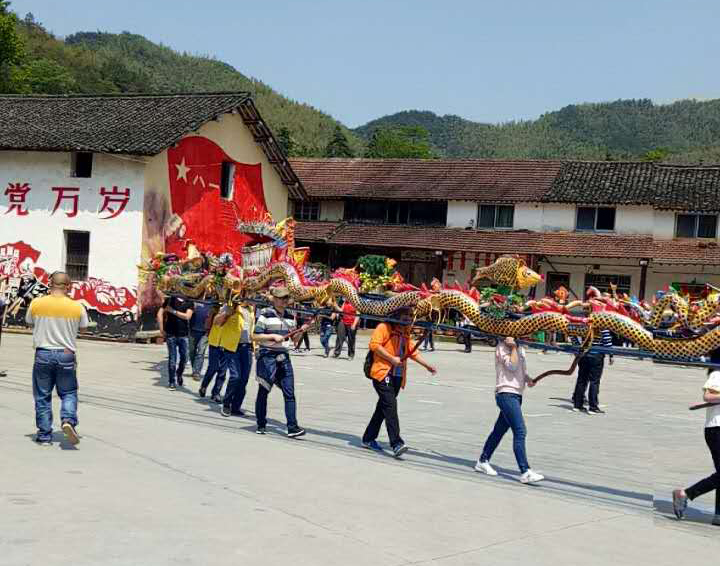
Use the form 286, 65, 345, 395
21, 58, 76, 93
641, 148, 670, 163
276, 126, 296, 157
0, 4, 25, 92
364, 125, 434, 158
324, 125, 354, 158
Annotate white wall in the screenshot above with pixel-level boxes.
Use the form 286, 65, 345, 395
539, 204, 575, 232
653, 210, 677, 239
0, 150, 144, 289
446, 201, 477, 228
514, 203, 542, 231
615, 206, 654, 235
320, 200, 344, 221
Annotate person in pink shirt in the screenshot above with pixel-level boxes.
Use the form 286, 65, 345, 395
474, 337, 545, 484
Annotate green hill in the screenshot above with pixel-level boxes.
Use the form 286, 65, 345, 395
354, 101, 720, 163
3, 12, 363, 156
3, 6, 720, 163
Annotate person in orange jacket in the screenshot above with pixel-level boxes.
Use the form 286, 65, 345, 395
361, 306, 436, 457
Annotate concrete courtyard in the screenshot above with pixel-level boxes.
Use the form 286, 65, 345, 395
1, 331, 718, 566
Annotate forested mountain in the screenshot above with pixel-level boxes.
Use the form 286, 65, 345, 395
1, 4, 719, 163
0, 9, 363, 156
353, 101, 720, 163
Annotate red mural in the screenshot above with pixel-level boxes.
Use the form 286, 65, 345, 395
165, 136, 269, 259
0, 241, 136, 315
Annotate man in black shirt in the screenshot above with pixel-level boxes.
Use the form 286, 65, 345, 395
157, 296, 193, 391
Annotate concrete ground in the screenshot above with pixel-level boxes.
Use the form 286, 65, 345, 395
0, 332, 717, 566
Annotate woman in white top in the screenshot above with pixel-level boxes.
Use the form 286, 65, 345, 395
672, 348, 720, 526
474, 337, 544, 484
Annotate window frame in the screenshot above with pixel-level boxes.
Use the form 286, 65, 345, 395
476, 204, 515, 230
63, 230, 90, 282
575, 206, 616, 232
674, 212, 718, 239
71, 151, 93, 178
293, 200, 320, 221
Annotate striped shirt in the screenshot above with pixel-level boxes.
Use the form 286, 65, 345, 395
573, 329, 613, 356
254, 307, 296, 353
26, 294, 89, 351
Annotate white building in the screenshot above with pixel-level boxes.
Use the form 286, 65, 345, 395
0, 93, 304, 335
291, 159, 720, 301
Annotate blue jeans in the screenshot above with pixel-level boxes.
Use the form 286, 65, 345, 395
480, 393, 529, 473
255, 352, 298, 429
32, 349, 78, 441
223, 344, 252, 412
188, 332, 208, 376
201, 345, 227, 396
319, 324, 333, 353
166, 335, 188, 385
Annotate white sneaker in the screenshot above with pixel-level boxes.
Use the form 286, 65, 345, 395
474, 460, 498, 476
520, 469, 544, 484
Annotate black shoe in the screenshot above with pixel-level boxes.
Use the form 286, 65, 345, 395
177, 376, 184, 387
392, 443, 408, 458
35, 437, 52, 446
571, 406, 587, 413
464, 349, 471, 353
231, 409, 245, 417
588, 408, 605, 415
198, 387, 206, 398
0, 370, 6, 377
169, 383, 177, 391
712, 514, 720, 526
287, 426, 306, 438
256, 426, 266, 435
211, 394, 222, 404
429, 348, 435, 352
220, 405, 231, 417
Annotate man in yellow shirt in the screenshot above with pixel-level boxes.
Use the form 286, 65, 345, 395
199, 306, 227, 403
25, 272, 88, 446
219, 302, 255, 417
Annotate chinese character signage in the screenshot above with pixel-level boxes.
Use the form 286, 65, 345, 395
3, 182, 132, 219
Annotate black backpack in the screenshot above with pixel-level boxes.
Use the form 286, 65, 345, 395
363, 336, 392, 379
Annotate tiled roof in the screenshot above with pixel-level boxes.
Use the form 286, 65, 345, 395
0, 93, 252, 155
289, 158, 562, 202
545, 161, 720, 211
295, 221, 720, 264
0, 93, 306, 198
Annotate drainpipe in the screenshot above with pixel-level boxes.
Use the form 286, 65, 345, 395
638, 259, 649, 301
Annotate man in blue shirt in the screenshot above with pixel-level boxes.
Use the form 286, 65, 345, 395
188, 301, 211, 380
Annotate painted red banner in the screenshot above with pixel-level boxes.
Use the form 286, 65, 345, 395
166, 136, 269, 259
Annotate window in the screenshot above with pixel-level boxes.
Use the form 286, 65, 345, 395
584, 273, 631, 295
220, 161, 235, 200
71, 152, 93, 178
344, 200, 447, 225
293, 201, 320, 221
675, 213, 718, 238
576, 206, 615, 231
477, 205, 514, 229
64, 231, 89, 281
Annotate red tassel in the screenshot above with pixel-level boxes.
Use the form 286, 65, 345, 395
460, 251, 466, 270
448, 252, 455, 271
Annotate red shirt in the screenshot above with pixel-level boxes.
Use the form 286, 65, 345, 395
341, 303, 358, 326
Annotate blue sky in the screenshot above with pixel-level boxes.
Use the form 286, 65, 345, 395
9, 0, 720, 127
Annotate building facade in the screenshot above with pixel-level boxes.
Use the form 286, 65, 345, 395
290, 159, 720, 301
0, 93, 302, 334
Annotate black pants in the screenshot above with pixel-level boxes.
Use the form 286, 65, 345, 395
686, 427, 720, 515
334, 323, 356, 358
362, 374, 403, 448
295, 331, 310, 350
422, 330, 434, 350
463, 331, 472, 352
573, 355, 603, 410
